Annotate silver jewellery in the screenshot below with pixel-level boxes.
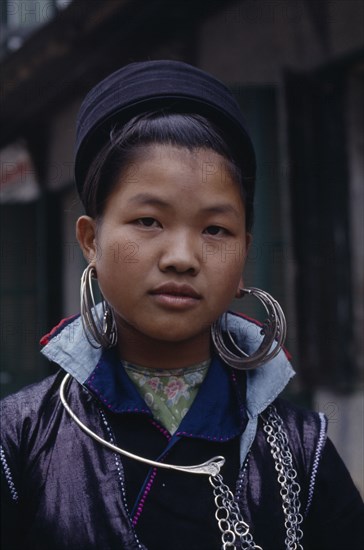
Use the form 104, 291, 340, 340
262, 408, 304, 550
80, 265, 285, 368
60, 374, 223, 475
80, 264, 117, 349
211, 287, 287, 370
60, 374, 303, 550
210, 473, 263, 549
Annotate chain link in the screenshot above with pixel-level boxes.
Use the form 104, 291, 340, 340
209, 405, 304, 550
262, 407, 304, 550
209, 473, 262, 550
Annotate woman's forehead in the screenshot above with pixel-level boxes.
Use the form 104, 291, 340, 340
123, 143, 232, 173
106, 145, 245, 214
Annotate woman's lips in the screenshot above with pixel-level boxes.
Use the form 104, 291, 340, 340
149, 283, 201, 309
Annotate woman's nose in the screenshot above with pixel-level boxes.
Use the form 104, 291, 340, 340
158, 231, 200, 275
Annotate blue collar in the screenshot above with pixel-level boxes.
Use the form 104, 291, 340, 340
83, 347, 247, 441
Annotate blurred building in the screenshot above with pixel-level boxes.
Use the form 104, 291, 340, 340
0, 0, 363, 493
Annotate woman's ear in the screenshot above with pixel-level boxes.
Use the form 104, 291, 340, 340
235, 233, 252, 298
76, 216, 98, 263
235, 276, 244, 298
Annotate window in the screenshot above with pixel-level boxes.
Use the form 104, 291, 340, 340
0, 0, 72, 58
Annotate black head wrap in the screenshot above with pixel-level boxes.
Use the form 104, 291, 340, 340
75, 60, 256, 203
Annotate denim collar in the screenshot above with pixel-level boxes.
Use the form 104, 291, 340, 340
41, 310, 295, 426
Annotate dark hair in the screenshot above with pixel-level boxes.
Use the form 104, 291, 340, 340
82, 112, 254, 231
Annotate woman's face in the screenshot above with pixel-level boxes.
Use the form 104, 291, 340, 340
77, 144, 250, 361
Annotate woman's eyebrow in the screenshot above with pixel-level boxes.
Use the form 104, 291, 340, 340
201, 204, 241, 220
127, 193, 241, 219
127, 193, 169, 207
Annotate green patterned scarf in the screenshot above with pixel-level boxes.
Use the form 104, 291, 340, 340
122, 359, 210, 435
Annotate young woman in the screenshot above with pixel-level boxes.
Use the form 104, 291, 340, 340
1, 60, 363, 550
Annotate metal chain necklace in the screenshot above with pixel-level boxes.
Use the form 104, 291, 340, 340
60, 374, 303, 550
210, 405, 304, 550
262, 407, 304, 550
210, 473, 262, 549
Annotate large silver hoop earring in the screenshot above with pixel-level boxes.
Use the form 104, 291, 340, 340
211, 287, 287, 370
80, 264, 117, 349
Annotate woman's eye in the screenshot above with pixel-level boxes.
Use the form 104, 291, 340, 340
136, 217, 160, 228
204, 225, 227, 236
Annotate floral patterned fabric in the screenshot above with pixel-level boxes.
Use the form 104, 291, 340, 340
122, 360, 210, 434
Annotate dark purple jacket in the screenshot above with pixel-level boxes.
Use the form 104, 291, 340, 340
1, 313, 363, 549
